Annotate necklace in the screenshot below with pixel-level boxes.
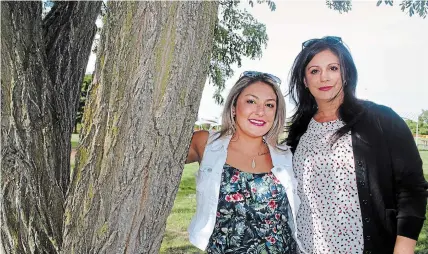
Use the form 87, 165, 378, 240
230, 134, 270, 169
251, 143, 269, 169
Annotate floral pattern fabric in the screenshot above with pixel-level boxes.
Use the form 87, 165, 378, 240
206, 164, 296, 254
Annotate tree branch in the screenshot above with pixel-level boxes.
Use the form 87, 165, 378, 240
1, 2, 64, 253
42, 1, 102, 195
1, 1, 101, 253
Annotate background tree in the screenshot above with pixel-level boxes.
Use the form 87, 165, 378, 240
209, 0, 274, 104
404, 110, 428, 136
419, 109, 428, 125
327, 0, 427, 18
405, 119, 418, 134
418, 109, 428, 135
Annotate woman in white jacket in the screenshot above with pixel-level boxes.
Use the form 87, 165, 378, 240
185, 71, 304, 253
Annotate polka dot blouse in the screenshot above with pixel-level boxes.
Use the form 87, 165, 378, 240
293, 118, 364, 254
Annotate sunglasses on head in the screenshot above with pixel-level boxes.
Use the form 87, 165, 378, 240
240, 71, 282, 85
302, 36, 342, 49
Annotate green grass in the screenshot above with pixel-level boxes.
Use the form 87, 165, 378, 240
160, 163, 201, 253
71, 133, 79, 149
421, 151, 428, 176
416, 151, 428, 253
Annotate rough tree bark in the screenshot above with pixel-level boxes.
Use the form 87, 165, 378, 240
1, 1, 101, 253
62, 1, 218, 253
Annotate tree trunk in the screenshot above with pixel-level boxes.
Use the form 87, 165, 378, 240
43, 2, 102, 195
62, 1, 218, 253
1, 1, 101, 253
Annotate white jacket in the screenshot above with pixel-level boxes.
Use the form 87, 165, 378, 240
188, 131, 305, 252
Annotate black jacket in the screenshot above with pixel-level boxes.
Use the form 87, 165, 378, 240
294, 101, 428, 254
350, 102, 427, 253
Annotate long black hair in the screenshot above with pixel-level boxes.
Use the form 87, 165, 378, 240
286, 36, 365, 152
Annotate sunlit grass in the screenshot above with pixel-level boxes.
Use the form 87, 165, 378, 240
71, 133, 79, 149
160, 163, 202, 253
416, 150, 428, 253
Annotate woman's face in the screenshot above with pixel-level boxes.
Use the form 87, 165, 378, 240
304, 49, 344, 103
233, 81, 277, 138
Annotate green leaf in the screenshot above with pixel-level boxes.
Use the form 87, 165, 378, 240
326, 0, 353, 14
332, 0, 427, 19
398, 0, 427, 18
209, 0, 271, 104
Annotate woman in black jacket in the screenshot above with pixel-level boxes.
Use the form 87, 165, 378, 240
286, 36, 427, 254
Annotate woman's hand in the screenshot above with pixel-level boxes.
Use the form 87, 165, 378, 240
393, 235, 416, 254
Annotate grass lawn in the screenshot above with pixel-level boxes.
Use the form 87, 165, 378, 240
421, 150, 428, 176
162, 152, 428, 253
416, 150, 428, 253
160, 163, 201, 253
71, 133, 79, 149
70, 134, 80, 169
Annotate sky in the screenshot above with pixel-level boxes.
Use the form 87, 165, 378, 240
86, 0, 428, 122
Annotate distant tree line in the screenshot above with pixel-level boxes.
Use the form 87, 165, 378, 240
404, 109, 428, 135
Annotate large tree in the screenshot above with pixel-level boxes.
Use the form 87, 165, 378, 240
62, 2, 218, 253
1, 1, 218, 253
1, 2, 101, 252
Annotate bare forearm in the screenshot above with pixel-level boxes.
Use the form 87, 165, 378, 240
393, 236, 416, 254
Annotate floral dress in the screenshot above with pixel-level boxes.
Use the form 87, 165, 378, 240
206, 164, 296, 254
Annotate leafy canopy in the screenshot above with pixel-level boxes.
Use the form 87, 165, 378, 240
209, 0, 275, 104
327, 0, 427, 18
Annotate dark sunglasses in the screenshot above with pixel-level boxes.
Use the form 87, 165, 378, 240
240, 71, 282, 85
302, 36, 342, 49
